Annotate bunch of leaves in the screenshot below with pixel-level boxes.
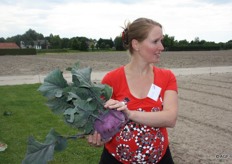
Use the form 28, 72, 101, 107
22, 63, 113, 164
39, 63, 112, 134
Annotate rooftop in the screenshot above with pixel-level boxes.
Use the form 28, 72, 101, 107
0, 43, 20, 49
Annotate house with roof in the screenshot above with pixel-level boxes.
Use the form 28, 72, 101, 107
20, 40, 50, 49
0, 42, 20, 49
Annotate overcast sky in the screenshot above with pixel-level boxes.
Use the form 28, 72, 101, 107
1, 0, 232, 43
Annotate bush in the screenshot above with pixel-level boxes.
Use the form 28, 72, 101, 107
168, 45, 221, 51
36, 49, 69, 53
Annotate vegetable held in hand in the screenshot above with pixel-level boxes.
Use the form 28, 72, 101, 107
37, 63, 128, 140
22, 63, 128, 164
94, 109, 128, 141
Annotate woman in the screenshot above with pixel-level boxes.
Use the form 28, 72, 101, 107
88, 17, 178, 164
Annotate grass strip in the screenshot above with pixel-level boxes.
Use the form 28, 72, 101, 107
0, 84, 102, 164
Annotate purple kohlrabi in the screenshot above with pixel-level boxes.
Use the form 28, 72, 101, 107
94, 109, 128, 141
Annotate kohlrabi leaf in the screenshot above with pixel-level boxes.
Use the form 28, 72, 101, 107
87, 82, 112, 104
45, 129, 67, 152
73, 110, 90, 128
101, 84, 113, 101
38, 69, 68, 98
71, 67, 92, 88
22, 129, 67, 164
70, 87, 92, 100
67, 92, 80, 101
46, 96, 73, 114
66, 62, 80, 72
74, 99, 98, 113
83, 118, 94, 134
63, 107, 77, 123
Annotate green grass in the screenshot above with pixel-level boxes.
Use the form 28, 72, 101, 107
0, 84, 102, 164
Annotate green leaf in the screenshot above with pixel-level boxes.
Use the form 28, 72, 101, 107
66, 62, 80, 72
74, 99, 98, 113
101, 84, 113, 101
71, 67, 92, 88
45, 129, 67, 152
55, 90, 63, 98
22, 129, 67, 164
67, 92, 80, 101
47, 97, 73, 114
63, 107, 77, 123
73, 110, 90, 128
38, 69, 68, 98
69, 87, 90, 100
83, 118, 94, 134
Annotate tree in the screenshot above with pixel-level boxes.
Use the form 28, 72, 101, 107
78, 37, 89, 51
49, 35, 61, 49
79, 40, 89, 51
0, 37, 5, 42
162, 34, 175, 50
114, 36, 124, 51
71, 38, 79, 50
61, 38, 70, 49
6, 35, 22, 47
97, 38, 114, 49
178, 39, 189, 46
21, 29, 44, 46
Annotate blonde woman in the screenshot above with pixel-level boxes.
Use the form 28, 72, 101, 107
88, 17, 178, 164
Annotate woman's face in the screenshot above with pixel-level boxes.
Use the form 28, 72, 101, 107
136, 26, 164, 63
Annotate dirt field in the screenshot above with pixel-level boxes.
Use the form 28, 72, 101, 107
1, 50, 232, 163
0, 50, 232, 76
170, 73, 232, 164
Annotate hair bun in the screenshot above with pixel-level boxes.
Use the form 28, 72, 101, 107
122, 28, 129, 46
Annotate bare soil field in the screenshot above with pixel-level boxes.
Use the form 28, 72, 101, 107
0, 50, 232, 163
0, 50, 232, 76
170, 73, 232, 164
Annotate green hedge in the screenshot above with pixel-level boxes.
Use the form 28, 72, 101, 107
167, 45, 221, 51
36, 49, 69, 53
0, 48, 36, 55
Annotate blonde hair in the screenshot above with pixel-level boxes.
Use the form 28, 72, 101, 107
122, 18, 162, 54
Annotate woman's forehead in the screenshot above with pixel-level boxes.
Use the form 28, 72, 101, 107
147, 26, 163, 39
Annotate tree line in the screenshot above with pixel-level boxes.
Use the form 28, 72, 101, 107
0, 29, 231, 51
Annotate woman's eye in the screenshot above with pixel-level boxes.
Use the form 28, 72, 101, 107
153, 40, 159, 44
153, 39, 161, 44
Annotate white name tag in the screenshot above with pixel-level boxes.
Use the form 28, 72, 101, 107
147, 84, 161, 101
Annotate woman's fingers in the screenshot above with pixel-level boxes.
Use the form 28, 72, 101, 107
87, 131, 104, 147
104, 99, 127, 110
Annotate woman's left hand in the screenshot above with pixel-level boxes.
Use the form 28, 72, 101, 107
87, 131, 104, 147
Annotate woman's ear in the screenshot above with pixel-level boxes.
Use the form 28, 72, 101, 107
131, 39, 140, 51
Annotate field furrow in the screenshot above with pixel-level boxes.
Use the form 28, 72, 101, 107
179, 90, 232, 112
178, 114, 232, 137
184, 81, 231, 90
179, 96, 231, 112
171, 72, 232, 163
169, 116, 232, 164
179, 86, 232, 99
178, 97, 232, 132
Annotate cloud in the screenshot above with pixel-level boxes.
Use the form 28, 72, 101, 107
0, 0, 232, 42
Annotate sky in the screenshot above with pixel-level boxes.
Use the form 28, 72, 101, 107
0, 0, 232, 43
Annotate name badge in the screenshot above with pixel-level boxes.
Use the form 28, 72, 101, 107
147, 84, 161, 101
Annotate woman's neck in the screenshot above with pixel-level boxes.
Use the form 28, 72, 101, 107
125, 59, 153, 76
